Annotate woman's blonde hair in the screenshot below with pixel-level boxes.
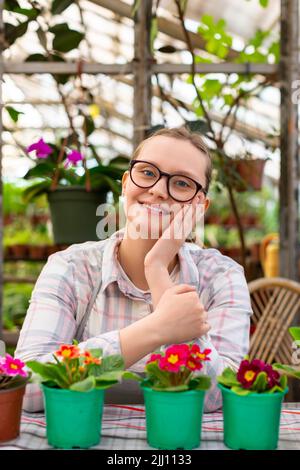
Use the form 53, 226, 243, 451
131, 126, 212, 245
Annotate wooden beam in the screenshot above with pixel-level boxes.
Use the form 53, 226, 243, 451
152, 63, 278, 75
133, 0, 152, 148
3, 62, 133, 74
279, 0, 299, 280
3, 61, 279, 76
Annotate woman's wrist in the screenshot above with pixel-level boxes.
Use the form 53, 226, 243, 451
144, 263, 173, 308
119, 313, 163, 368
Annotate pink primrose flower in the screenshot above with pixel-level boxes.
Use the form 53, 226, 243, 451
1, 354, 27, 377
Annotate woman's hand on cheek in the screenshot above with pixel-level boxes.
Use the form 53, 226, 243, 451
144, 203, 196, 269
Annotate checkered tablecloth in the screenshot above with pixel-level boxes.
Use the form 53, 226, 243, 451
1, 403, 300, 450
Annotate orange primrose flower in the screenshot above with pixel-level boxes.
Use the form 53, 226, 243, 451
83, 351, 101, 365
55, 344, 81, 360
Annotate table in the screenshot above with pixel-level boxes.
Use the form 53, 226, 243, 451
1, 403, 300, 450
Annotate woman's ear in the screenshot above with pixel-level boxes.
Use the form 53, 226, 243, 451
121, 170, 129, 196
204, 197, 210, 213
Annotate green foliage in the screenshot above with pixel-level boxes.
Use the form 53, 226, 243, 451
5, 106, 24, 123
289, 327, 300, 341
22, 149, 129, 203
197, 15, 232, 59
273, 364, 300, 380
3, 182, 27, 216
27, 348, 130, 392
3, 283, 33, 331
51, 0, 74, 15
218, 365, 288, 395
49, 23, 84, 53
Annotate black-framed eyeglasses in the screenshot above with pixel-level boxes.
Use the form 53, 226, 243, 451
129, 159, 207, 203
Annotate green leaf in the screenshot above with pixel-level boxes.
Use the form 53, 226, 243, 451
217, 367, 240, 388
83, 115, 95, 137
185, 119, 210, 134
49, 23, 84, 53
25, 53, 47, 62
14, 7, 39, 19
0, 375, 29, 391
145, 362, 170, 387
259, 0, 268, 7
22, 180, 52, 203
94, 379, 119, 390
268, 41, 279, 63
289, 327, 300, 341
51, 0, 74, 15
150, 16, 158, 53
231, 386, 251, 396
189, 375, 211, 391
4, 21, 29, 47
4, 0, 20, 11
94, 371, 124, 382
251, 371, 268, 392
87, 348, 102, 359
24, 162, 55, 179
122, 371, 143, 382
69, 376, 96, 392
273, 363, 300, 379
99, 354, 125, 373
26, 361, 69, 388
5, 106, 24, 123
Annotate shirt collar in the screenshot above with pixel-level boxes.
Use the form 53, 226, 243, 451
101, 228, 200, 299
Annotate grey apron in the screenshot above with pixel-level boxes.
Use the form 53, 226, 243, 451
75, 276, 145, 405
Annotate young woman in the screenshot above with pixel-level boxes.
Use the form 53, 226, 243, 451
15, 126, 252, 412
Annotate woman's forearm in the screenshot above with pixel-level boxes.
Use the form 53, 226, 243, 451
119, 312, 162, 368
144, 262, 173, 309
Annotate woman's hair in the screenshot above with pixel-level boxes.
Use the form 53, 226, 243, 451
131, 126, 212, 192
130, 126, 211, 245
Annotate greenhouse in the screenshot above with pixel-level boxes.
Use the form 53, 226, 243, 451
0, 0, 300, 452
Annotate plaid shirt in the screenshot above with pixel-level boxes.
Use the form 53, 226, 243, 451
15, 229, 252, 412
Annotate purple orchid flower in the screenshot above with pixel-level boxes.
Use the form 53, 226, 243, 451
26, 138, 53, 159
65, 150, 84, 167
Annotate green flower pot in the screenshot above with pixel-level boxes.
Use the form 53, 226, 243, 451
47, 187, 107, 244
218, 384, 288, 450
141, 381, 206, 450
42, 385, 105, 449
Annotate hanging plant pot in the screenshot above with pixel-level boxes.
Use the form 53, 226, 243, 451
0, 384, 26, 442
218, 384, 288, 450
42, 384, 105, 449
232, 159, 267, 192
47, 186, 107, 245
141, 381, 206, 450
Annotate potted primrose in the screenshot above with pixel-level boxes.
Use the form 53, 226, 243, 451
0, 353, 30, 442
217, 356, 288, 450
139, 343, 212, 450
26, 343, 139, 449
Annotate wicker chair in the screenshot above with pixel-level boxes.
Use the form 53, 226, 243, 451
248, 277, 300, 364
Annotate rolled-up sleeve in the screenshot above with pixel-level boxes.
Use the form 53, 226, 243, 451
15, 253, 121, 412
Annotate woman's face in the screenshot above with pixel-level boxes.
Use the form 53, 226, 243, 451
121, 136, 210, 239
